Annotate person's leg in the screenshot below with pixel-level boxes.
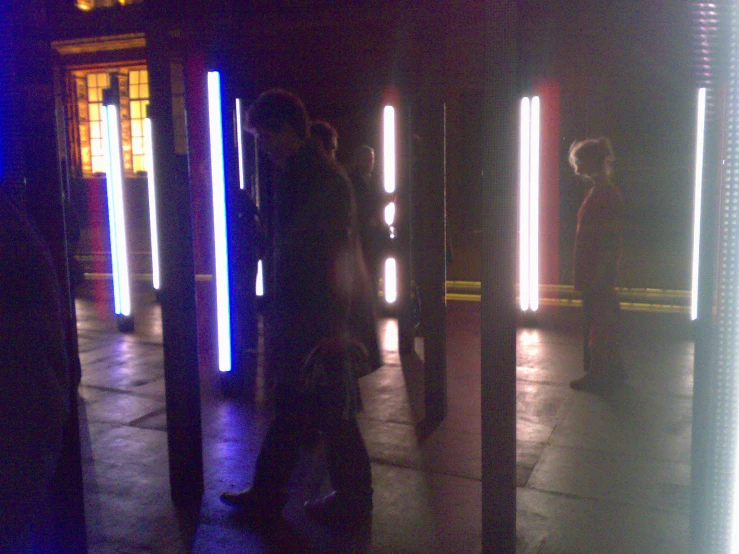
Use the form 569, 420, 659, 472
252, 392, 303, 491
304, 416, 373, 525
571, 288, 623, 391
596, 288, 624, 381
303, 353, 372, 524
571, 290, 593, 390
221, 385, 302, 516
582, 289, 593, 373
324, 418, 372, 499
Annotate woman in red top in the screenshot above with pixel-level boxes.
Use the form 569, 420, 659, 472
568, 137, 625, 391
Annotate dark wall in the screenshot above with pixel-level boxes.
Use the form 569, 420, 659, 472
196, 2, 488, 281
53, 0, 697, 287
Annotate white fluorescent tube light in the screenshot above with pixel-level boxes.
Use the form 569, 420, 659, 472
383, 106, 396, 194
691, 87, 706, 321
208, 71, 233, 373
519, 96, 540, 312
144, 116, 161, 290
385, 257, 397, 304
236, 98, 246, 190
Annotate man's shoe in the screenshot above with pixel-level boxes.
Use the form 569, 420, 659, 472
304, 490, 372, 527
220, 487, 288, 524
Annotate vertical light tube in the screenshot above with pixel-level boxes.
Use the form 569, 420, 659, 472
519, 96, 540, 312
519, 97, 531, 311
385, 257, 397, 304
383, 105, 396, 193
384, 201, 396, 227
144, 116, 160, 290
101, 109, 121, 314
235, 98, 246, 190
256, 260, 264, 297
254, 134, 261, 207
207, 71, 232, 373
691, 87, 706, 321
529, 96, 541, 312
101, 103, 132, 317
692, 4, 728, 552
383, 105, 397, 304
253, 137, 264, 297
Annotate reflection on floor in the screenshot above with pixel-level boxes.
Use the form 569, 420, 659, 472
75, 282, 692, 553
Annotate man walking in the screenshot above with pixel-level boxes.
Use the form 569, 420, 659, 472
220, 89, 373, 528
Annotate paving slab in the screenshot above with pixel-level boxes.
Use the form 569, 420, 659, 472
73, 284, 693, 553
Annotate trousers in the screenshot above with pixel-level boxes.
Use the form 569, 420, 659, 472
252, 382, 372, 499
582, 288, 623, 377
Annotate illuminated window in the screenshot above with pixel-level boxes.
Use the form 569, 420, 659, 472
76, 0, 144, 10
129, 69, 149, 173
72, 66, 149, 177
85, 72, 110, 175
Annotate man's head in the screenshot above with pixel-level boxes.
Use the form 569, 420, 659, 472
310, 120, 339, 160
353, 145, 375, 175
246, 89, 310, 166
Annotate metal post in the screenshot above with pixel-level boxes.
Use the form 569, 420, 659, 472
146, 26, 204, 508
411, 93, 448, 437
481, 2, 518, 552
690, 2, 733, 551
10, 3, 87, 550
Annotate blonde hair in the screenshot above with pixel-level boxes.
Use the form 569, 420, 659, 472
568, 136, 615, 179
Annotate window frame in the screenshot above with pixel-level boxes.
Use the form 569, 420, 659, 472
68, 64, 149, 178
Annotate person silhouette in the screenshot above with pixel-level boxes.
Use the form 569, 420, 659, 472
567, 137, 626, 392
220, 89, 375, 528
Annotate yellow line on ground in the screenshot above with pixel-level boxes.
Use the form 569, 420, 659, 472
445, 293, 688, 314
446, 281, 689, 297
82, 274, 689, 314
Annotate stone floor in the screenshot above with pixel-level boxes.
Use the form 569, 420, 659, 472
73, 281, 693, 553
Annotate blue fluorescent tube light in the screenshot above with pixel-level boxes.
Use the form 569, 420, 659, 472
102, 103, 132, 317
207, 71, 232, 373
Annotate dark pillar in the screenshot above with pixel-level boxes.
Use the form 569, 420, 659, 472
690, 88, 720, 554
10, 2, 87, 551
402, 4, 448, 437
690, 2, 730, 550
481, 2, 518, 552
219, 40, 260, 395
396, 102, 415, 357
146, 25, 204, 508
411, 94, 448, 436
